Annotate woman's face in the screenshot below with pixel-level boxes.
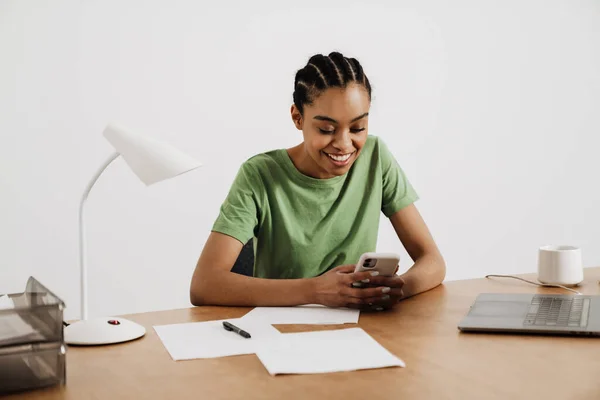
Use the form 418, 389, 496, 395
291, 83, 370, 179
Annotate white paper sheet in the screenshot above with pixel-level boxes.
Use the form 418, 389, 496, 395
153, 318, 281, 360
241, 304, 359, 325
0, 295, 15, 310
0, 296, 43, 346
255, 327, 405, 375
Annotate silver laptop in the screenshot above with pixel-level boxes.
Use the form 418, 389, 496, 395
458, 293, 600, 336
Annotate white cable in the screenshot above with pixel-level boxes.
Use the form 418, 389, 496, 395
485, 274, 582, 295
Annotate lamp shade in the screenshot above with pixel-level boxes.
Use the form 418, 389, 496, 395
102, 122, 202, 185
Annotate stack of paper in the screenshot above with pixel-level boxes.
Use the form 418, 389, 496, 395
0, 295, 14, 310
154, 306, 405, 375
255, 328, 405, 375
241, 304, 359, 325
0, 295, 44, 346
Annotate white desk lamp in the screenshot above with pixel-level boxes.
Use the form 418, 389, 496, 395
64, 122, 201, 345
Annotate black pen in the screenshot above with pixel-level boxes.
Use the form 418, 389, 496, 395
222, 321, 251, 339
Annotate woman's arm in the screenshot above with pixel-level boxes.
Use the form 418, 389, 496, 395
190, 232, 385, 307
190, 232, 313, 306
389, 204, 446, 299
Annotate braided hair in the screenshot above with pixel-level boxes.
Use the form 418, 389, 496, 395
293, 52, 372, 115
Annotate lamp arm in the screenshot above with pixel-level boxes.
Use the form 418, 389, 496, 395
79, 151, 120, 320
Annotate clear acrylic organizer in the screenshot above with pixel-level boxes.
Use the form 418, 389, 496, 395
0, 341, 66, 394
0, 276, 66, 394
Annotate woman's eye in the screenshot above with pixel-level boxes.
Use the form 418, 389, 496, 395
318, 127, 365, 134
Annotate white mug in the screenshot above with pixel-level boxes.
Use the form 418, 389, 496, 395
537, 245, 583, 286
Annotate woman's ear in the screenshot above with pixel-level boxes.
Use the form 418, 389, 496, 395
290, 105, 303, 130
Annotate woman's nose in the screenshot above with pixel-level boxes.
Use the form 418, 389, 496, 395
332, 130, 353, 151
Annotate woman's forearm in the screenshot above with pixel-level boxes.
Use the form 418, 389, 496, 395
398, 252, 446, 299
190, 270, 316, 307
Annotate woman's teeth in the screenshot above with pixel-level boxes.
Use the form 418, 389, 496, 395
326, 153, 352, 162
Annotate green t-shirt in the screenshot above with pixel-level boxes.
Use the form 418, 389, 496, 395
211, 135, 418, 279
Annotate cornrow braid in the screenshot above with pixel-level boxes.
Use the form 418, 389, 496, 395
292, 52, 372, 115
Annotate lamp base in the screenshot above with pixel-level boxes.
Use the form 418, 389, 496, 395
64, 317, 146, 345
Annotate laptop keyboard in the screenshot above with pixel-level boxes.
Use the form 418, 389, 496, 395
523, 296, 590, 328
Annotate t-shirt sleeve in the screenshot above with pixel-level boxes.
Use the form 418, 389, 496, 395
378, 137, 419, 217
211, 162, 260, 244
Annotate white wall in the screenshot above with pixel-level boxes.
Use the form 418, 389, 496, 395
1, 0, 599, 320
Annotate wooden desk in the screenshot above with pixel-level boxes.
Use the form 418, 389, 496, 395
9, 268, 600, 400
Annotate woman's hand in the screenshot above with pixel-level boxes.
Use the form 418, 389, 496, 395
361, 274, 405, 310
312, 265, 404, 309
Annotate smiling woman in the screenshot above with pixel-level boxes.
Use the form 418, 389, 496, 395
288, 53, 371, 179
190, 51, 446, 310
288, 85, 370, 178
